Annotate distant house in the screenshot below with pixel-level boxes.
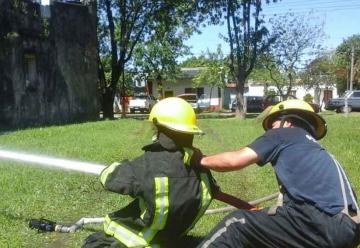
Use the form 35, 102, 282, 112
0, 0, 99, 129
148, 68, 222, 110
146, 67, 339, 111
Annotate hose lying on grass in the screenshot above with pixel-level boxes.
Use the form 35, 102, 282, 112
29, 193, 279, 233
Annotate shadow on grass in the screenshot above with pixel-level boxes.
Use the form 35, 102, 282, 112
0, 112, 265, 135
0, 116, 105, 134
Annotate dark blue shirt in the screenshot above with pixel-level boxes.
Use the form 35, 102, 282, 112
248, 127, 357, 215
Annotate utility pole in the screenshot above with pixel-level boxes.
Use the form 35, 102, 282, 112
350, 46, 355, 92
344, 46, 355, 116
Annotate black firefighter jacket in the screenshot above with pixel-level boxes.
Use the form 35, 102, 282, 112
100, 134, 218, 247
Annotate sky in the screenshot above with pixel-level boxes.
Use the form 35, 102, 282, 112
185, 0, 360, 57
40, 0, 359, 57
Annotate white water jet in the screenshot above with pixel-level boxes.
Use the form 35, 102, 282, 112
0, 149, 105, 175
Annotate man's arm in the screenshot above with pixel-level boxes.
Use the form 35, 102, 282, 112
200, 147, 260, 172
100, 161, 140, 197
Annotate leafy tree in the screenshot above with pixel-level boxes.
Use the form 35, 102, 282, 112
300, 52, 336, 104
248, 54, 279, 95
191, 46, 230, 106
197, 0, 278, 118
333, 34, 360, 94
97, 0, 197, 118
132, 20, 191, 99
303, 93, 313, 103
263, 12, 325, 99
180, 55, 209, 67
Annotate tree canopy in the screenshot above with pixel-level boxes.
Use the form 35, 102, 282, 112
300, 52, 336, 104
333, 34, 360, 93
132, 16, 192, 99
97, 0, 198, 118
196, 0, 278, 118
190, 46, 230, 105
262, 12, 325, 99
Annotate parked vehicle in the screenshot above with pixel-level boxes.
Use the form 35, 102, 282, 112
128, 94, 157, 113
231, 95, 320, 113
230, 96, 264, 113
177, 93, 199, 111
262, 95, 282, 109
325, 90, 360, 113
263, 95, 320, 113
197, 94, 211, 110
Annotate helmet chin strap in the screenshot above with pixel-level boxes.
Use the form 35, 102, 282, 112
279, 116, 287, 128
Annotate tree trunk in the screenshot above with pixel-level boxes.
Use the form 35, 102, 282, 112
235, 72, 246, 119
102, 86, 115, 119
120, 72, 127, 118
121, 100, 126, 118
209, 86, 213, 110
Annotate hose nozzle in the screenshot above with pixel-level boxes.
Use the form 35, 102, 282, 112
29, 218, 56, 232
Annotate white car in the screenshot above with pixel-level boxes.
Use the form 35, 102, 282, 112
197, 94, 211, 110
177, 94, 199, 110
129, 95, 157, 113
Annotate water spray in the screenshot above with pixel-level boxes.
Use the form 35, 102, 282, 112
0, 149, 105, 175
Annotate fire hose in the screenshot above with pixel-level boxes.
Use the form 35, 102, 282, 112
28, 192, 279, 233
0, 149, 278, 232
29, 217, 105, 233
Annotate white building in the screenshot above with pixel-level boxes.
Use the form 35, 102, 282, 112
148, 68, 222, 109
147, 68, 339, 110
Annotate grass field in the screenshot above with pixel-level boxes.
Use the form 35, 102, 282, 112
0, 112, 359, 247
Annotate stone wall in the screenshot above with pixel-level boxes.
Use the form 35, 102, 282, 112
0, 0, 99, 130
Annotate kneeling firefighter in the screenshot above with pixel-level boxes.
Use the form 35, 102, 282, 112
195, 99, 359, 248
83, 97, 251, 248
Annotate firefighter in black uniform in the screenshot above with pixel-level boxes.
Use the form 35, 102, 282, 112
195, 99, 360, 248
83, 97, 252, 248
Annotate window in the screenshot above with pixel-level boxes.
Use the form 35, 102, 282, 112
184, 88, 196, 94
24, 54, 37, 90
197, 87, 204, 97
352, 91, 360, 97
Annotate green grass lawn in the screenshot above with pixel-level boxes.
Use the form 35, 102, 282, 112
0, 112, 359, 247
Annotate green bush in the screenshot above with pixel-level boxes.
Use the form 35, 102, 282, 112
303, 93, 314, 103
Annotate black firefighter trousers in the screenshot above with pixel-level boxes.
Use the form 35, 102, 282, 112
198, 200, 359, 248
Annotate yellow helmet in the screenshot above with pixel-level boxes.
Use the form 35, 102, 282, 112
148, 97, 203, 134
262, 99, 327, 140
